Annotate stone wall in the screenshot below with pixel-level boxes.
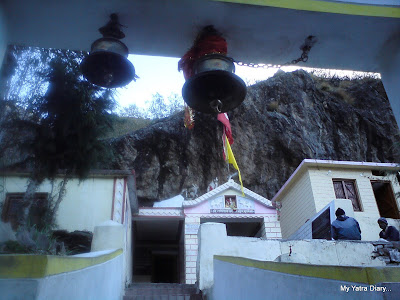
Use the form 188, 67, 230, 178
211, 255, 400, 300
372, 241, 400, 265
0, 249, 124, 300
197, 223, 388, 293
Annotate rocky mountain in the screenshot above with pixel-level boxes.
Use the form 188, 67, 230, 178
110, 70, 400, 205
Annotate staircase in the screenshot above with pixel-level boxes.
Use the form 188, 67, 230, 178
124, 283, 202, 300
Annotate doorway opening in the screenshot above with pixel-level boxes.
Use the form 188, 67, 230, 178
371, 181, 400, 219
200, 218, 264, 237
133, 218, 184, 283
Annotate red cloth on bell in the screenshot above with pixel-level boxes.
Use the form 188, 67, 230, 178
178, 35, 227, 80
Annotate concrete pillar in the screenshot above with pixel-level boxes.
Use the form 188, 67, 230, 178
379, 33, 400, 128
184, 216, 200, 284
91, 220, 125, 291
197, 222, 227, 291
263, 215, 282, 239
91, 220, 124, 252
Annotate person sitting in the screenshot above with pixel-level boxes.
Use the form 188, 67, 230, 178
331, 208, 361, 240
377, 217, 400, 241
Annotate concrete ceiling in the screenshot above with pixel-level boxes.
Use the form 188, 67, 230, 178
135, 219, 182, 242
3, 0, 400, 72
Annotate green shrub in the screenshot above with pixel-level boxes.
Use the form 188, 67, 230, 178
1, 240, 30, 254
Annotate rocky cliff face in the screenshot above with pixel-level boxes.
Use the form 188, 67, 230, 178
111, 70, 400, 205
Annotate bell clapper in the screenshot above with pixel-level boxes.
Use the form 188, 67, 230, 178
210, 99, 223, 113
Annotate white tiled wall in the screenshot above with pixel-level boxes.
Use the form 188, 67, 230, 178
279, 170, 316, 238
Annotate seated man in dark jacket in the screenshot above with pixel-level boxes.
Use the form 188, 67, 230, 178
331, 208, 361, 240
378, 217, 400, 241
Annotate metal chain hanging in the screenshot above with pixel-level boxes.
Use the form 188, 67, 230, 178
235, 35, 317, 69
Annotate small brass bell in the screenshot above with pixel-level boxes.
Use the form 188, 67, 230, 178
81, 14, 136, 88
182, 53, 246, 113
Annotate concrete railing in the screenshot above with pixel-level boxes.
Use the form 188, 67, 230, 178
211, 255, 400, 300
212, 0, 400, 18
0, 218, 131, 300
324, 0, 399, 5
0, 248, 124, 300
197, 222, 386, 294
91, 219, 132, 288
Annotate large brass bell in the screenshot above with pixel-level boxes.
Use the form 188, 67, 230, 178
81, 14, 136, 88
182, 54, 246, 113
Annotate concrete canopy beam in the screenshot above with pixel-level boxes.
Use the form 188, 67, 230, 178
2, 0, 400, 72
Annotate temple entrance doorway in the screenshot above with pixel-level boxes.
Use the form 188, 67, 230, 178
132, 217, 184, 283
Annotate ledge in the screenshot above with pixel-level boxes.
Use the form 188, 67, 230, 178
214, 255, 400, 284
0, 248, 122, 279
213, 0, 400, 18
0, 169, 133, 178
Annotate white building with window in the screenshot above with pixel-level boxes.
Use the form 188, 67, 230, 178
0, 170, 135, 289
0, 170, 133, 233
272, 159, 400, 241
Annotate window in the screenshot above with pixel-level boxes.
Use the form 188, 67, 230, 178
371, 181, 400, 219
1, 193, 48, 230
371, 170, 387, 176
333, 180, 362, 211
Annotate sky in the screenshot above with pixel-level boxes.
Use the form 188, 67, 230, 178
116, 55, 184, 109
116, 54, 379, 110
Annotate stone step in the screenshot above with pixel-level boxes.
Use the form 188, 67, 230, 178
124, 283, 201, 300
125, 289, 196, 296
126, 283, 196, 292
123, 296, 191, 300
129, 283, 195, 288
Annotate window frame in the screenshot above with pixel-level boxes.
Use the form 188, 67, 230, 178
370, 180, 400, 219
332, 179, 363, 212
1, 192, 49, 230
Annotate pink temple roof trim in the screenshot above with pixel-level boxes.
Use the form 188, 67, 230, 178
183, 179, 273, 208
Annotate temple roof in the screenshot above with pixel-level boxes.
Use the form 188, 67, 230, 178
183, 179, 273, 208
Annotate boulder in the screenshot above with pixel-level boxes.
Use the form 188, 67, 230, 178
110, 70, 400, 205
